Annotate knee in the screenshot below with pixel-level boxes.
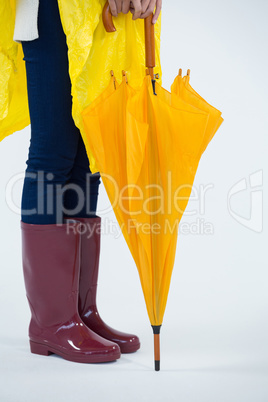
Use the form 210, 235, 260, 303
25, 152, 76, 184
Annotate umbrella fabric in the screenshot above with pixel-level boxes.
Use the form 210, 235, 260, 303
171, 72, 223, 158
82, 73, 211, 326
57, 0, 162, 174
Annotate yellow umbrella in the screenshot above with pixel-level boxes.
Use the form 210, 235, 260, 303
81, 1, 223, 370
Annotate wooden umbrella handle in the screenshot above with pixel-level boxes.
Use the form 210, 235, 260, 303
144, 14, 155, 78
102, 1, 116, 32
102, 1, 155, 78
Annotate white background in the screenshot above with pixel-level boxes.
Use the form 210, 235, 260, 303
0, 0, 267, 401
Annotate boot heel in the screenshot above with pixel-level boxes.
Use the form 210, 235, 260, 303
30, 340, 53, 356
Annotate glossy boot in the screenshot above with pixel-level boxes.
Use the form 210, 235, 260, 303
20, 219, 121, 363
64, 215, 140, 353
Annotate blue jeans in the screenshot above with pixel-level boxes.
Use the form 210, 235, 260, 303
21, 0, 101, 224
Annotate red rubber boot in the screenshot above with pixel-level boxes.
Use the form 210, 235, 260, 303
20, 219, 121, 363
64, 216, 140, 354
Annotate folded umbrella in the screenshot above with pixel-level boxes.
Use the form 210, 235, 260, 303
81, 1, 223, 370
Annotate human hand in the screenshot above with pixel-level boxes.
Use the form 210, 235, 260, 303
108, 0, 142, 20
130, 0, 162, 24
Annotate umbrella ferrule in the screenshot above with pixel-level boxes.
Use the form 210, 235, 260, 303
152, 325, 161, 371
151, 325, 161, 334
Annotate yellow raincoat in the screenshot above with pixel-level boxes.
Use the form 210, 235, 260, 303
0, 0, 162, 174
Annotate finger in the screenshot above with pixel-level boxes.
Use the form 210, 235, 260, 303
108, 0, 118, 16
131, 0, 142, 20
122, 0, 131, 14
141, 0, 150, 14
140, 0, 155, 18
116, 0, 122, 13
139, 0, 156, 19
152, 0, 162, 23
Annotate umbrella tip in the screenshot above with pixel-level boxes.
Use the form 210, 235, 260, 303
151, 325, 161, 334
152, 325, 161, 371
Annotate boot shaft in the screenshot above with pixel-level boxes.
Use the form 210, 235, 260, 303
63, 216, 101, 315
21, 220, 82, 327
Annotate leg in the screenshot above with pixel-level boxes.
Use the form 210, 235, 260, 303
20, 0, 121, 363
63, 133, 101, 218
21, 0, 82, 224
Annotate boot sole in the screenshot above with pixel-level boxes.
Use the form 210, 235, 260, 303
30, 340, 121, 363
120, 342, 141, 354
